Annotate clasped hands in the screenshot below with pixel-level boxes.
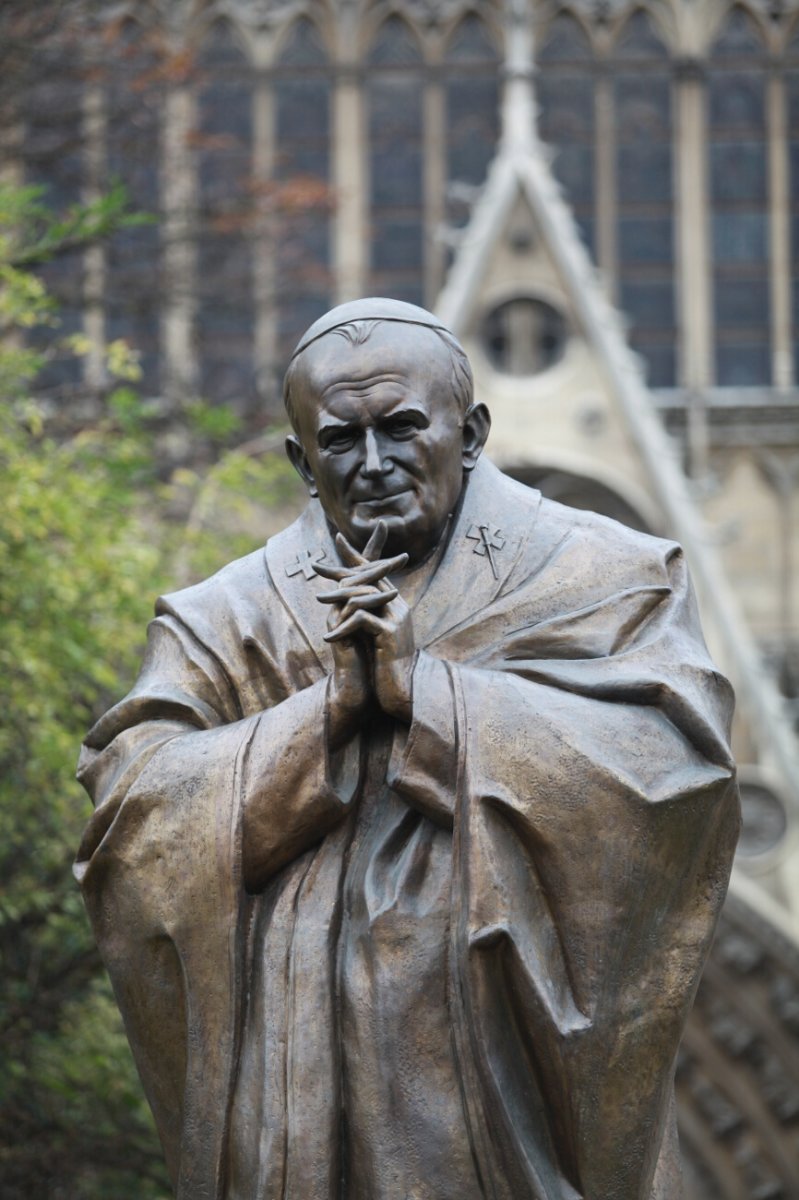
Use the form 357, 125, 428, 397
315, 520, 415, 741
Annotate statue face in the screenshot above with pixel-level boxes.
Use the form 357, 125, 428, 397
287, 323, 487, 565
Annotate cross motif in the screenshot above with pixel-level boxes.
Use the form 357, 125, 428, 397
285, 549, 327, 580
465, 524, 505, 580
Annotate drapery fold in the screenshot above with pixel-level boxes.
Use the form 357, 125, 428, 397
76, 458, 738, 1200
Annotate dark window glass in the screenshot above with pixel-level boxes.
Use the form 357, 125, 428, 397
551, 144, 594, 208
368, 14, 422, 67
619, 280, 675, 326
714, 278, 770, 327
279, 17, 327, 67
537, 16, 595, 254
787, 50, 799, 380
632, 343, 675, 388
616, 144, 672, 205
444, 16, 499, 233
612, 14, 675, 385
367, 18, 424, 301
708, 10, 770, 385
22, 48, 84, 390
710, 142, 767, 203
372, 218, 425, 271
446, 77, 499, 190
712, 212, 768, 264
445, 12, 499, 62
615, 74, 670, 140
370, 81, 423, 207
274, 20, 332, 369
712, 7, 765, 57
105, 19, 161, 392
537, 13, 592, 62
709, 72, 765, 129
618, 217, 673, 265
196, 21, 255, 410
716, 343, 771, 385
613, 8, 669, 59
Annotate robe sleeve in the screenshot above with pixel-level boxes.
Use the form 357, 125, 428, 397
74, 612, 359, 1198
389, 547, 739, 1200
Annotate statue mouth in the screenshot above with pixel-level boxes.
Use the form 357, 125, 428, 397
354, 489, 413, 507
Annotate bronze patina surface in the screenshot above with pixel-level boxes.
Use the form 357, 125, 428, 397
76, 299, 740, 1200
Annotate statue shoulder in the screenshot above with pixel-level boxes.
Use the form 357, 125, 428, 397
533, 493, 684, 585
157, 546, 271, 631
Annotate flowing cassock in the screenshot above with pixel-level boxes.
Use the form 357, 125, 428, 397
75, 458, 739, 1200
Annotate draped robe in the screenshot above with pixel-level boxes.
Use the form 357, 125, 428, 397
75, 458, 739, 1200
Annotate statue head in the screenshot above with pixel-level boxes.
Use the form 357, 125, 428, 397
284, 299, 490, 566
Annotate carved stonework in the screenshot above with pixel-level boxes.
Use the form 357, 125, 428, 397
678, 894, 799, 1199
378, 0, 473, 26
221, 0, 310, 27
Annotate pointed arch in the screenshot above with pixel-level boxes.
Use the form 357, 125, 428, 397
536, 11, 597, 256
710, 4, 768, 58
367, 12, 424, 66
196, 18, 255, 409
367, 14, 425, 303
611, 7, 676, 386
444, 10, 500, 62
707, 5, 771, 385
612, 6, 670, 59
537, 9, 594, 62
196, 16, 251, 68
275, 14, 329, 67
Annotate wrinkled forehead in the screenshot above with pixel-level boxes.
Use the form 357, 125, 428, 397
294, 322, 455, 410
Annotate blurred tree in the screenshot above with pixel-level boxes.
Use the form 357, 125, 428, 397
0, 183, 172, 1198
0, 183, 301, 1197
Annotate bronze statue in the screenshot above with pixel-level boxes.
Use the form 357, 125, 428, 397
76, 299, 739, 1200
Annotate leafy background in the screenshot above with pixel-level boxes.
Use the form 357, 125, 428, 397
0, 183, 304, 1198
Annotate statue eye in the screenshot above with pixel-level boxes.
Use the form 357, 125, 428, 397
386, 418, 418, 440
324, 429, 358, 452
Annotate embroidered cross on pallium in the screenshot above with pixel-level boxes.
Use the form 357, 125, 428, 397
465, 524, 505, 580
285, 549, 327, 580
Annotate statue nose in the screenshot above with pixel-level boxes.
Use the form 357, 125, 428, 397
362, 428, 390, 476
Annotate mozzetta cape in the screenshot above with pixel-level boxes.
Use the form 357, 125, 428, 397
75, 458, 739, 1200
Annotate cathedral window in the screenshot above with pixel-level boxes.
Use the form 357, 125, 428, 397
444, 13, 501, 231
196, 19, 255, 409
105, 18, 161, 394
367, 16, 425, 306
612, 9, 676, 387
274, 17, 333, 366
708, 7, 771, 385
537, 13, 596, 258
22, 36, 85, 391
787, 24, 799, 384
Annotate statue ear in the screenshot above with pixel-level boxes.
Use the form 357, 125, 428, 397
461, 403, 491, 471
285, 435, 318, 497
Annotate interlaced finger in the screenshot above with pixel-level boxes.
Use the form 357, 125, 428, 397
324, 609, 385, 643
317, 585, 398, 606
314, 553, 408, 587
335, 590, 397, 621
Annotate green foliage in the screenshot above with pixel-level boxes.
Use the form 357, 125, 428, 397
175, 446, 301, 583
2, 180, 154, 269
0, 177, 305, 1200
0, 181, 304, 1199
0, 247, 172, 1194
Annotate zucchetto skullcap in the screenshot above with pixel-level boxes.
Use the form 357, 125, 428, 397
289, 297, 457, 362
